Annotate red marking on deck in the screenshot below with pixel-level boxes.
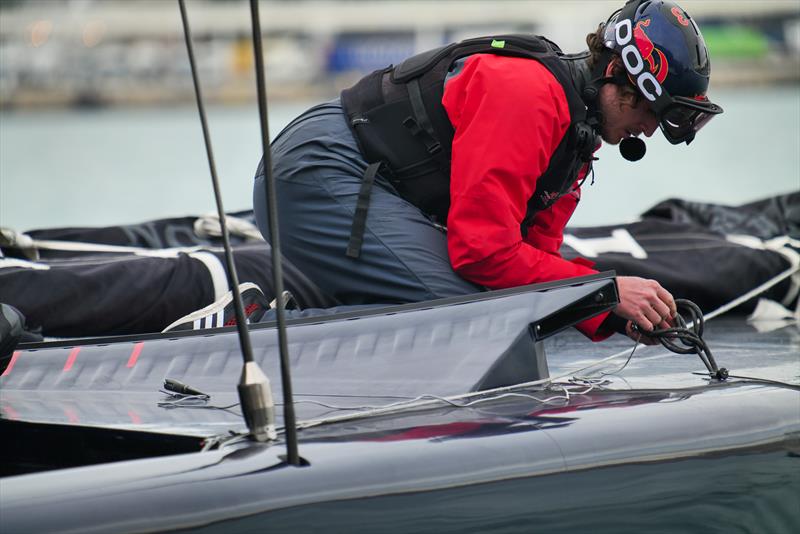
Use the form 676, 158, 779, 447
127, 342, 144, 368
63, 347, 81, 371
128, 410, 142, 424
1, 351, 20, 376
2, 405, 20, 420
64, 407, 80, 423
370, 421, 482, 442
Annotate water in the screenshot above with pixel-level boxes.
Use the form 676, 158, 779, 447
1, 87, 798, 233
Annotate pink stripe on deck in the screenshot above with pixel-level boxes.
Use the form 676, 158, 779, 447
3, 405, 20, 420
127, 342, 144, 368
64, 407, 80, 423
63, 347, 81, 371
1, 351, 20, 376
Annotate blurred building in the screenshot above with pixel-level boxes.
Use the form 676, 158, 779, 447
0, 0, 798, 108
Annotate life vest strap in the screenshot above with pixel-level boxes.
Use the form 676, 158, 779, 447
346, 161, 383, 259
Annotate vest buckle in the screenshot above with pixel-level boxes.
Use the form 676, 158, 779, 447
403, 116, 442, 155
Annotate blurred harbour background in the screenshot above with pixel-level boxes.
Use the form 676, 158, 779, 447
1, 0, 799, 232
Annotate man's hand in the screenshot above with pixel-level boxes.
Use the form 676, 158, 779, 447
615, 276, 676, 333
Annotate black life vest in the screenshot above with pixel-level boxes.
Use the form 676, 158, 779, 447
341, 34, 598, 258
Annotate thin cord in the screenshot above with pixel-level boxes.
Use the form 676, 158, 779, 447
157, 391, 242, 416
159, 392, 576, 427
575, 333, 641, 381
202, 432, 250, 452
159, 383, 596, 419
705, 263, 799, 321
691, 372, 800, 391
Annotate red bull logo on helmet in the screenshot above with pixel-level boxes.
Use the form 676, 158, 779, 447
633, 19, 669, 84
614, 17, 664, 102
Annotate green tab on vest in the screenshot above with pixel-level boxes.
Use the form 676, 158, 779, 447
491, 39, 506, 49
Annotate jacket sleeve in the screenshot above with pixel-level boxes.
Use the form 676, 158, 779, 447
442, 54, 611, 340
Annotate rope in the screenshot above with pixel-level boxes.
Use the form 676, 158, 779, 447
633, 299, 728, 380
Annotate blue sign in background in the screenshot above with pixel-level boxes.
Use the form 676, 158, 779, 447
326, 32, 417, 73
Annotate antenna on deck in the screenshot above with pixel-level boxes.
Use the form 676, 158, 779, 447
247, 0, 301, 465
178, 0, 287, 450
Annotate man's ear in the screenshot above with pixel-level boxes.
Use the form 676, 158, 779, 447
604, 56, 620, 77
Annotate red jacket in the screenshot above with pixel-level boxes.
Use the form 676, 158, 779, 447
442, 54, 611, 340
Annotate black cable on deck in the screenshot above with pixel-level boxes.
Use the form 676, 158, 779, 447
638, 299, 728, 381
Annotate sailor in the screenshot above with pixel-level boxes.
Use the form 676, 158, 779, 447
252, 0, 723, 342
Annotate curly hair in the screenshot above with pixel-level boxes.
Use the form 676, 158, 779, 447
586, 23, 641, 106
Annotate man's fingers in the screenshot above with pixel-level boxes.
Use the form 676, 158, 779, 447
642, 307, 662, 330
656, 286, 677, 317
649, 299, 672, 323
615, 276, 677, 332
635, 313, 655, 332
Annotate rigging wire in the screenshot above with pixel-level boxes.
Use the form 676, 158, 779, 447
159, 388, 582, 418
691, 373, 800, 391
575, 332, 641, 380
158, 396, 243, 418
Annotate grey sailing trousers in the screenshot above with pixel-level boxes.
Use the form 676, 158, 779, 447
252, 100, 481, 307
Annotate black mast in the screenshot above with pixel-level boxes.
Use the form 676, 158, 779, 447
178, 0, 279, 445
248, 0, 301, 465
